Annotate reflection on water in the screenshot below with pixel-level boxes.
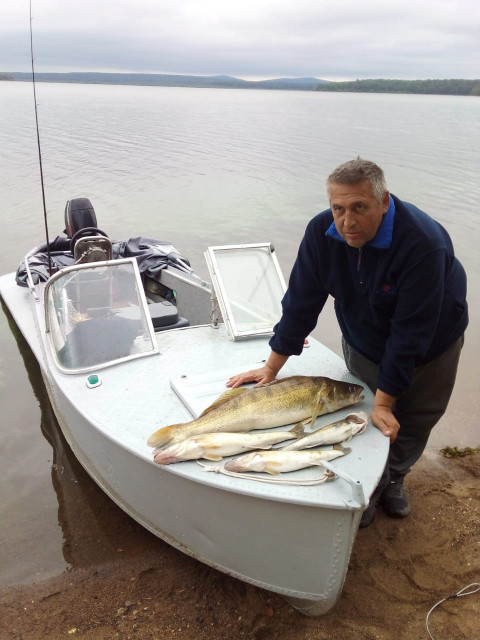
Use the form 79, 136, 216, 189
0, 301, 163, 586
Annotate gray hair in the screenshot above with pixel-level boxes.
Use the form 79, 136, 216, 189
327, 157, 388, 202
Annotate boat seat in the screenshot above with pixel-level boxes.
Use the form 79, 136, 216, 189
115, 301, 189, 332
148, 300, 189, 332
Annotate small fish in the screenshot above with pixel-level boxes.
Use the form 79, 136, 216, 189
224, 444, 350, 475
282, 411, 368, 451
153, 423, 304, 464
147, 375, 364, 448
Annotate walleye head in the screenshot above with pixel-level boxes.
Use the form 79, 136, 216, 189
325, 379, 365, 405
346, 411, 369, 434
347, 383, 365, 403
153, 444, 184, 465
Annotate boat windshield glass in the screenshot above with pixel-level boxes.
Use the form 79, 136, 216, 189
45, 260, 157, 372
205, 244, 286, 339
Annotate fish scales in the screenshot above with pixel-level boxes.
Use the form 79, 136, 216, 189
224, 444, 351, 475
282, 411, 368, 450
153, 424, 304, 464
147, 375, 364, 449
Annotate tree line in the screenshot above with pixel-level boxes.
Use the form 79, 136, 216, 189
316, 79, 480, 96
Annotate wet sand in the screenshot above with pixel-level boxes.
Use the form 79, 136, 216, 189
1, 449, 479, 640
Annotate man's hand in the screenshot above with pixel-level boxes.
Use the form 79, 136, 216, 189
371, 405, 400, 443
226, 351, 289, 388
371, 389, 400, 443
226, 365, 277, 388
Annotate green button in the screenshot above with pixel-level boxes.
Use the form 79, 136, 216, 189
86, 374, 101, 388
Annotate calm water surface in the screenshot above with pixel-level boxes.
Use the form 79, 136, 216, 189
0, 82, 478, 585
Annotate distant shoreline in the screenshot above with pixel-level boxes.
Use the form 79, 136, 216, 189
315, 78, 480, 97
1, 72, 478, 96
0, 72, 324, 92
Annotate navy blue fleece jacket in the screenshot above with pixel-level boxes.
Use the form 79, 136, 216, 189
269, 195, 468, 397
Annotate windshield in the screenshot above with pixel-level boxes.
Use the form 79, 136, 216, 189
45, 259, 157, 372
205, 244, 286, 339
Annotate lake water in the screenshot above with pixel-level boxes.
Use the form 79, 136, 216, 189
0, 82, 478, 586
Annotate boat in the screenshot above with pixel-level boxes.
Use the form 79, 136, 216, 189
0, 197, 388, 615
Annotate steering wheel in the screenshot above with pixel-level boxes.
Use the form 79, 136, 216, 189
70, 227, 109, 255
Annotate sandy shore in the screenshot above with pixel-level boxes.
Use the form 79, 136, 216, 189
1, 451, 478, 640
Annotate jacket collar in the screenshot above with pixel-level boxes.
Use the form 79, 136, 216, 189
325, 195, 396, 249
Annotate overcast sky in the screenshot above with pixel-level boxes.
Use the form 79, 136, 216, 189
2, 0, 479, 80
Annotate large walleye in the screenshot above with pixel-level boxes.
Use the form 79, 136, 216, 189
224, 444, 350, 475
147, 375, 364, 449
282, 411, 368, 451
153, 424, 304, 464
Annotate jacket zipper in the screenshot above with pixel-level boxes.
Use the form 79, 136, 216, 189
357, 248, 363, 284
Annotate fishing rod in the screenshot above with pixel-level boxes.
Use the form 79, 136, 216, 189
29, 0, 53, 276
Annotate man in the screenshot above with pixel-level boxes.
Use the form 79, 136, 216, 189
227, 157, 468, 527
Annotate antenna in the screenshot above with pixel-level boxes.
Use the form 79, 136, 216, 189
29, 0, 53, 275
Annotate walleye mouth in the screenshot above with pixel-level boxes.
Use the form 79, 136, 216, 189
348, 384, 364, 401
346, 411, 368, 433
348, 414, 365, 424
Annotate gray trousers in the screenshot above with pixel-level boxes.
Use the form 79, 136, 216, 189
342, 334, 465, 479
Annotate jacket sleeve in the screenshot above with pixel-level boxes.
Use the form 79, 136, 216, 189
269, 220, 329, 356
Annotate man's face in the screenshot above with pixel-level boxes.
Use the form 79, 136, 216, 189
328, 180, 390, 248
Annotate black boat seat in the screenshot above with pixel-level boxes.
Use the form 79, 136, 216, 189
148, 301, 189, 332
115, 301, 189, 332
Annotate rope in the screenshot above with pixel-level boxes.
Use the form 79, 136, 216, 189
426, 582, 480, 640
196, 460, 336, 485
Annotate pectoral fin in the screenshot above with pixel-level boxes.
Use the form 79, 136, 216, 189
203, 454, 224, 461
333, 444, 351, 455
310, 387, 327, 428
289, 423, 305, 438
264, 466, 281, 475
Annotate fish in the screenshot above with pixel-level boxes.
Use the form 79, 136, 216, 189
147, 375, 364, 449
282, 411, 368, 451
224, 444, 351, 475
153, 423, 305, 464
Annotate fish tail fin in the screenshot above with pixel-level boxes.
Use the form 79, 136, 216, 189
289, 422, 305, 438
333, 444, 352, 455
147, 424, 183, 448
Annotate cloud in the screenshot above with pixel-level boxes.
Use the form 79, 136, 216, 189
1, 0, 479, 79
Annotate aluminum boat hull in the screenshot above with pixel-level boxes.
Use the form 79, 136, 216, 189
0, 268, 388, 615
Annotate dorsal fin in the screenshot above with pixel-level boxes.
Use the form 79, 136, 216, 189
260, 379, 283, 388
198, 387, 248, 417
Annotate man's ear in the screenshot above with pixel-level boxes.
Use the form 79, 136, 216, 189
382, 191, 390, 215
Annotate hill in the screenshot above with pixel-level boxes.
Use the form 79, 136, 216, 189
3, 72, 326, 91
